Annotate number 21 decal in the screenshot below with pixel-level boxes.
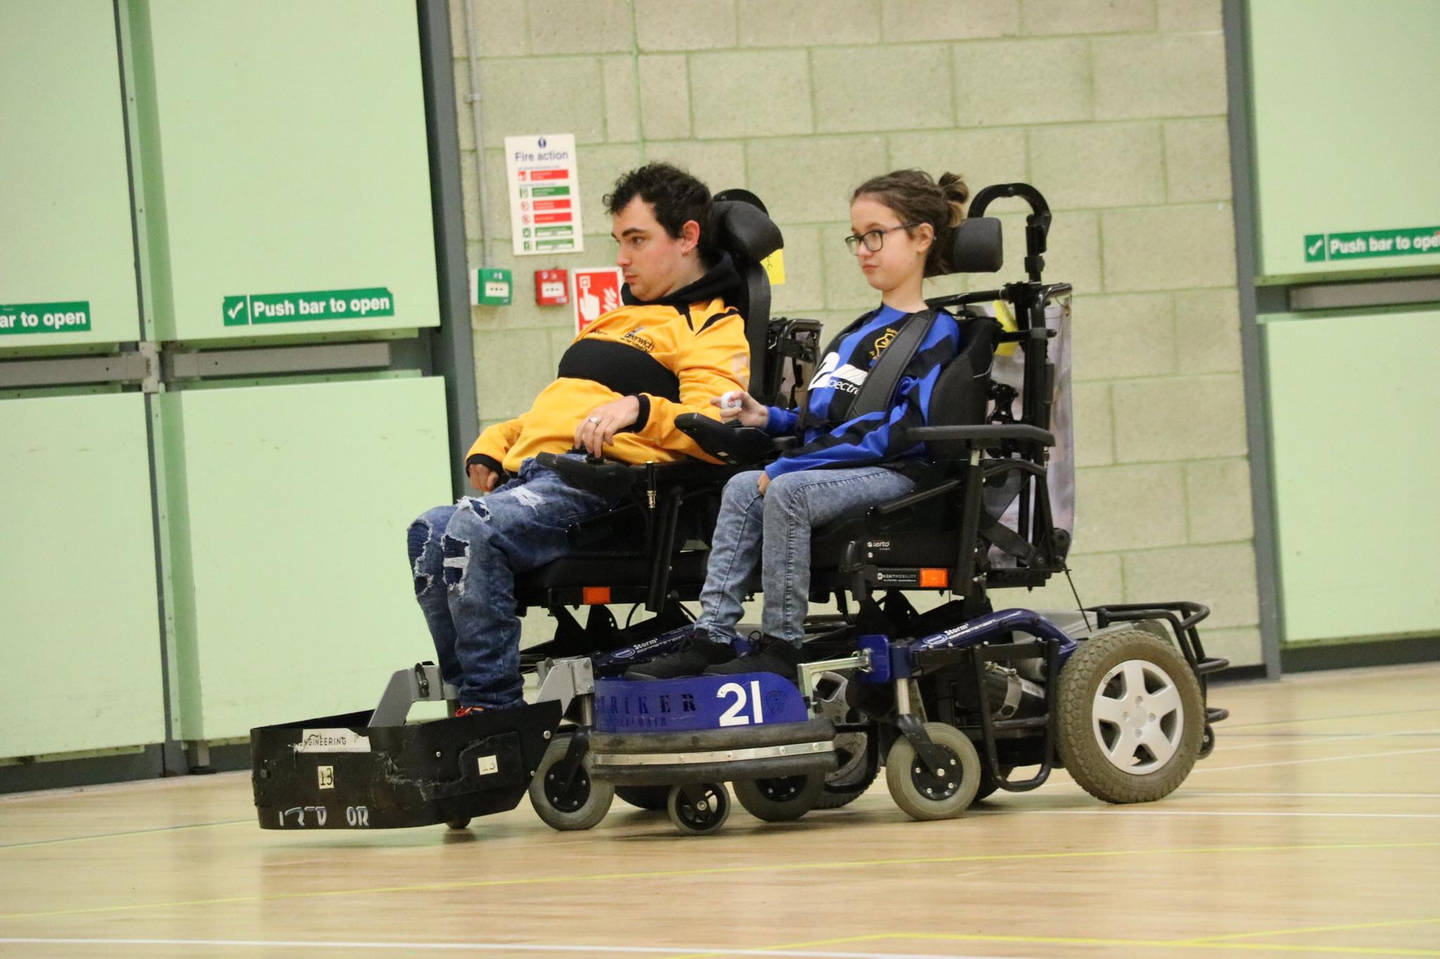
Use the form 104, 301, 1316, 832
717, 680, 766, 727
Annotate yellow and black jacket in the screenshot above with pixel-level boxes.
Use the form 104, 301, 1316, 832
467, 255, 750, 474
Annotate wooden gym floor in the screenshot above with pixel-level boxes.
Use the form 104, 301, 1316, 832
1, 661, 1437, 959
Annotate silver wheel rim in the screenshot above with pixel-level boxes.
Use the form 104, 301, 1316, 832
1090, 658, 1184, 774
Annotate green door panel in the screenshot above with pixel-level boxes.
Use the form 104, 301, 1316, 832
0, 394, 164, 758
158, 377, 452, 740
1249, 0, 1440, 281
1264, 307, 1440, 643
0, 0, 140, 349
137, 0, 439, 342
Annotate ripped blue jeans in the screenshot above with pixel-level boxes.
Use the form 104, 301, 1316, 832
407, 456, 614, 709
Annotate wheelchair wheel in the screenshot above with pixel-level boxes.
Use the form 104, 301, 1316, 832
884, 722, 982, 821
667, 782, 730, 835
528, 734, 614, 831
1056, 628, 1204, 804
733, 774, 824, 822
615, 785, 670, 811
815, 729, 880, 809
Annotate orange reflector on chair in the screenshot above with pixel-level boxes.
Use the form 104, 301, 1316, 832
919, 568, 949, 588
582, 586, 611, 605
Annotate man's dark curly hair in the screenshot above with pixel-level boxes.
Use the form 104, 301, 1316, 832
604, 162, 714, 252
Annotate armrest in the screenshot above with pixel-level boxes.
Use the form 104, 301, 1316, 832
675, 412, 779, 466
907, 424, 1055, 447
536, 450, 737, 501
535, 452, 636, 499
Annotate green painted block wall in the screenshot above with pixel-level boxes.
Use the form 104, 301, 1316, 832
158, 377, 452, 740
1264, 306, 1440, 644
0, 0, 140, 350
0, 394, 165, 758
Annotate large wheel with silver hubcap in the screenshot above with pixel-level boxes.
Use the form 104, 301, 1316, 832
733, 774, 824, 822
883, 722, 982, 821
1056, 629, 1204, 803
527, 734, 614, 831
667, 782, 730, 835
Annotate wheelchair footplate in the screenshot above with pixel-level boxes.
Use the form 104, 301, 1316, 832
251, 699, 561, 830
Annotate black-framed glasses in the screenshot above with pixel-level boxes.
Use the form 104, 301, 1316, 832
843, 221, 920, 254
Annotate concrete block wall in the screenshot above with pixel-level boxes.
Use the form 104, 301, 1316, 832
448, 0, 1260, 665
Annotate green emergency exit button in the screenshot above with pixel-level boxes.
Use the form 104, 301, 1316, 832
475, 268, 512, 306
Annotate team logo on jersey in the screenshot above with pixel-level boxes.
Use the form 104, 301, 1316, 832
620, 328, 655, 353
868, 327, 900, 361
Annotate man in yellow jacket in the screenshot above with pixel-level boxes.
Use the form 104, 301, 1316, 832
407, 163, 751, 713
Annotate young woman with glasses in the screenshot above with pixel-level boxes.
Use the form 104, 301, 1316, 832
629, 169, 972, 681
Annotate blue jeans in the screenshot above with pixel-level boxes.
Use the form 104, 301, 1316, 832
407, 456, 616, 709
697, 466, 916, 645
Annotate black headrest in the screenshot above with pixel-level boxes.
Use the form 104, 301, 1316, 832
947, 217, 1003, 274
711, 198, 783, 263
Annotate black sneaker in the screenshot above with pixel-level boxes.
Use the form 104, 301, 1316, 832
623, 630, 736, 680
702, 635, 802, 682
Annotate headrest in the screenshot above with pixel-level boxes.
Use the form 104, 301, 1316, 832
948, 217, 1003, 274
711, 198, 783, 263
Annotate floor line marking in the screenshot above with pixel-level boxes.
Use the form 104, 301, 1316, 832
659, 931, 1046, 959
0, 819, 250, 850
0, 940, 1040, 959
4, 930, 1439, 959
1223, 707, 1440, 730
1215, 729, 1440, 753
1, 839, 1436, 923
1175, 915, 1440, 944
1183, 791, 1440, 799
884, 931, 1440, 957
1194, 746, 1440, 773
1022, 808, 1440, 820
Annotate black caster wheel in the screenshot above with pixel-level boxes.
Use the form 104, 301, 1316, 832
615, 785, 670, 811
733, 774, 823, 822
528, 733, 614, 831
667, 782, 730, 835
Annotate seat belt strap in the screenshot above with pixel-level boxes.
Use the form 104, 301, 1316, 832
848, 308, 942, 420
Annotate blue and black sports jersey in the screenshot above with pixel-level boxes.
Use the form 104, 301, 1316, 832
762, 304, 962, 478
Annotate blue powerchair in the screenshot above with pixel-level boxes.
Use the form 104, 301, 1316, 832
521, 183, 1229, 834
250, 183, 1229, 836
